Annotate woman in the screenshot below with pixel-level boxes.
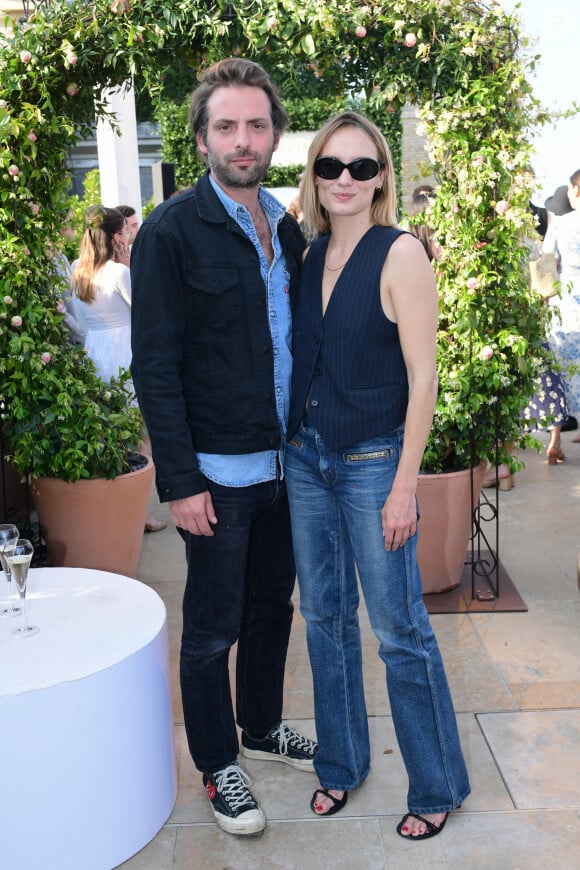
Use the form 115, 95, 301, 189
522, 191, 570, 465
284, 112, 470, 839
71, 205, 133, 382
71, 205, 166, 532
408, 184, 442, 262
544, 169, 580, 445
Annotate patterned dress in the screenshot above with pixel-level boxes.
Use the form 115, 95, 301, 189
545, 210, 580, 415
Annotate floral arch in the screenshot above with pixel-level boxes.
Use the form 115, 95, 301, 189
0, 0, 550, 479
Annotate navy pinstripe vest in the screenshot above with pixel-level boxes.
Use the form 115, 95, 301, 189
287, 225, 409, 450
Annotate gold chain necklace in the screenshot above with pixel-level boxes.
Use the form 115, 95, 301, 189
324, 259, 347, 272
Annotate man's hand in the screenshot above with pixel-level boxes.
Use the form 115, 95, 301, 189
169, 492, 218, 536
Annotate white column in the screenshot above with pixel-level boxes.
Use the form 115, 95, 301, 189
96, 82, 143, 221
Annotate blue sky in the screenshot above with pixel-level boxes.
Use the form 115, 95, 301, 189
504, 0, 580, 202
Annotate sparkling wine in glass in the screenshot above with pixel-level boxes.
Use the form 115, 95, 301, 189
0, 523, 22, 617
8, 539, 39, 637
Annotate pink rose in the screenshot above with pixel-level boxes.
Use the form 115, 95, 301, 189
267, 17, 278, 31
24, 248, 30, 256
471, 155, 483, 168
66, 83, 79, 97
495, 200, 509, 215
66, 53, 78, 66
30, 202, 40, 215
355, 26, 367, 38
404, 33, 417, 47
20, 50, 32, 63
28, 130, 37, 142
480, 345, 494, 360
466, 277, 479, 290
4, 295, 13, 304
11, 315, 22, 328
8, 164, 19, 177
40, 352, 52, 364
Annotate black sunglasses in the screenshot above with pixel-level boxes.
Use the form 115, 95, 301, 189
313, 157, 384, 181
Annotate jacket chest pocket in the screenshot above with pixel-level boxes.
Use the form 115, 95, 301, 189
186, 266, 241, 328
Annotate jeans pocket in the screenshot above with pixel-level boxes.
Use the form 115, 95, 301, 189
343, 448, 393, 462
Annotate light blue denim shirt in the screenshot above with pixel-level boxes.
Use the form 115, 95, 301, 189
197, 175, 292, 486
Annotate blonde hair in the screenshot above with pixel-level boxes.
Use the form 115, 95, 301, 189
71, 205, 125, 302
300, 111, 398, 241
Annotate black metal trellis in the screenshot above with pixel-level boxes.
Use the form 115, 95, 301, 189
19, 0, 52, 23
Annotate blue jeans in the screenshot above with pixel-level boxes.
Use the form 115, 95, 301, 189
285, 425, 470, 813
178, 475, 295, 775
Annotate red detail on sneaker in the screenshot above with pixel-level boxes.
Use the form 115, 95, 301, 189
205, 782, 217, 800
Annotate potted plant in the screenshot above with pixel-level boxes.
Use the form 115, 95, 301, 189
0, 271, 153, 576
411, 170, 551, 591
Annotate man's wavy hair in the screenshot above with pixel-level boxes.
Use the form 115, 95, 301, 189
189, 58, 288, 151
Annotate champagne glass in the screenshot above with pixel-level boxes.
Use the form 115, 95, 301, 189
0, 523, 22, 617
8, 539, 39, 637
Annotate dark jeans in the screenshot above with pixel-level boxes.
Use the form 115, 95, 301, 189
178, 475, 295, 775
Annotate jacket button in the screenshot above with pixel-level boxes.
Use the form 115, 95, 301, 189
310, 399, 319, 407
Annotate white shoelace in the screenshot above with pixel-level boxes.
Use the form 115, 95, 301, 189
214, 764, 255, 812
274, 723, 317, 755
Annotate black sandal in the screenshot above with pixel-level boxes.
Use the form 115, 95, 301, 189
310, 788, 348, 817
396, 811, 449, 840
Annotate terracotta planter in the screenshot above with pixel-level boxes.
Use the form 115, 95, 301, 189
416, 462, 487, 594
31, 455, 154, 578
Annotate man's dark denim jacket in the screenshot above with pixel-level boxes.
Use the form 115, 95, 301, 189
130, 172, 305, 502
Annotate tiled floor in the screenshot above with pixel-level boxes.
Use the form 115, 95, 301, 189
121, 432, 580, 869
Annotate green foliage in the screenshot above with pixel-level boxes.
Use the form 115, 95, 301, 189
264, 165, 305, 187
0, 0, 561, 480
62, 168, 101, 261
156, 101, 204, 190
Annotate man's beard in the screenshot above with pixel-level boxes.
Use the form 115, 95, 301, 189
207, 148, 272, 189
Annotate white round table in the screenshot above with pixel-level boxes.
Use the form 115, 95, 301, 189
0, 567, 177, 870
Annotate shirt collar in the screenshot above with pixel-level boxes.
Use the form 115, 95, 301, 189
208, 173, 286, 226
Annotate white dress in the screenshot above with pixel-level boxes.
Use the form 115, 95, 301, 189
72, 260, 132, 384
543, 210, 580, 414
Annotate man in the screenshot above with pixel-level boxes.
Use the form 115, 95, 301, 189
116, 204, 141, 244
130, 59, 314, 837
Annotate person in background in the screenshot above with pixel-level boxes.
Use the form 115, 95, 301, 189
52, 210, 85, 344
408, 184, 442, 262
130, 58, 316, 837
116, 204, 141, 245
542, 170, 580, 446
523, 186, 570, 463
284, 111, 469, 839
70, 204, 167, 533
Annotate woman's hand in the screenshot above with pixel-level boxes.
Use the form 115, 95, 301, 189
381, 485, 417, 551
113, 242, 130, 266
